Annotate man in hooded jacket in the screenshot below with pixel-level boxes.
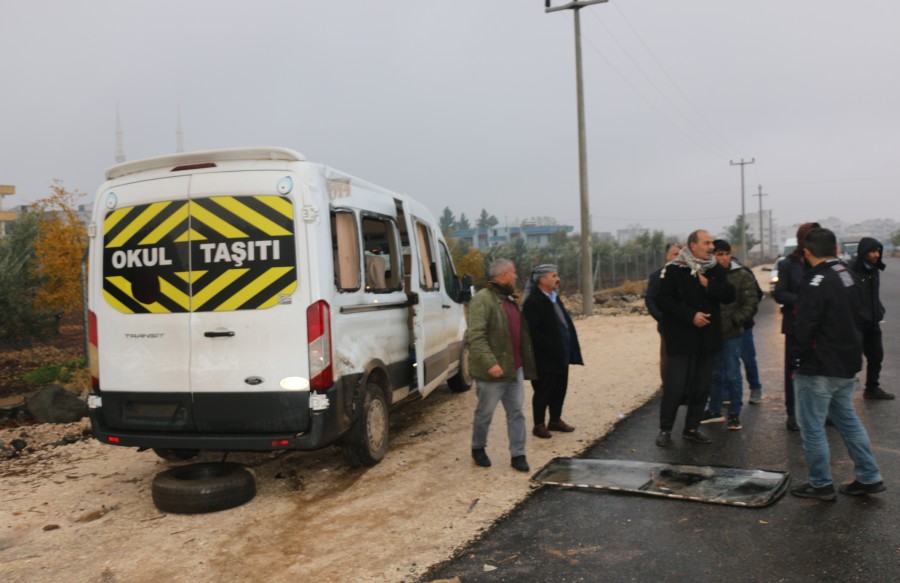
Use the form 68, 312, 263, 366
850, 237, 893, 400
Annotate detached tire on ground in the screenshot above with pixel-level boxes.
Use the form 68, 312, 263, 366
152, 462, 256, 514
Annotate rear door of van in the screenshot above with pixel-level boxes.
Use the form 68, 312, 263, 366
98, 170, 307, 434
185, 171, 305, 431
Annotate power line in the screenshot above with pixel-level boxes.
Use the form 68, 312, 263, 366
610, 1, 743, 157
558, 12, 724, 161
586, 8, 735, 159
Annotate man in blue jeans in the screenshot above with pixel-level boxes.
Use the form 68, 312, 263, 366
702, 240, 759, 430
790, 227, 885, 501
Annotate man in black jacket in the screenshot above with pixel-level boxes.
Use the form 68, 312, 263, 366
774, 221, 820, 430
646, 243, 683, 388
654, 229, 735, 447
790, 228, 885, 500
850, 237, 893, 400
523, 264, 584, 439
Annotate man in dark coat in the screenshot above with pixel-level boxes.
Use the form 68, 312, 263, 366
654, 229, 735, 447
646, 243, 683, 387
850, 237, 893, 399
523, 264, 584, 439
773, 221, 820, 430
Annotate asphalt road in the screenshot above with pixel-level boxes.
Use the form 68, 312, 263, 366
427, 257, 900, 583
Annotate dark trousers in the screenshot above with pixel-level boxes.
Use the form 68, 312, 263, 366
784, 334, 796, 417
659, 334, 668, 388
862, 327, 884, 391
531, 368, 570, 426
660, 352, 714, 432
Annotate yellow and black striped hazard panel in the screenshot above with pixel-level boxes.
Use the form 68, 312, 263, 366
103, 195, 297, 314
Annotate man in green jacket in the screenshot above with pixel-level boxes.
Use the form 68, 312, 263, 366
702, 240, 759, 430
468, 259, 537, 472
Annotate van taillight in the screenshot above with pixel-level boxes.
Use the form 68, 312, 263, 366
88, 310, 100, 391
306, 300, 333, 391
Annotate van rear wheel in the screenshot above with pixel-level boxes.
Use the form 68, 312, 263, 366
342, 383, 389, 468
448, 344, 472, 393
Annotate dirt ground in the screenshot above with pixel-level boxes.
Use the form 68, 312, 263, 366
0, 307, 660, 583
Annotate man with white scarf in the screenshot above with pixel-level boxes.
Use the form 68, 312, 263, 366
654, 229, 735, 447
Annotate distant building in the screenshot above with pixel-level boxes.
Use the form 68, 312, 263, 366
0, 210, 16, 239
450, 222, 574, 250
0, 204, 92, 240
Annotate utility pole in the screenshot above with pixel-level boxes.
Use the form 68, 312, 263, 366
546, 0, 608, 316
753, 185, 767, 263
730, 158, 755, 263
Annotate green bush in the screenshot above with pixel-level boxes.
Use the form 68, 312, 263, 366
23, 359, 87, 384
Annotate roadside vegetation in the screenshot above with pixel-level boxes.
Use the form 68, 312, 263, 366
0, 182, 88, 398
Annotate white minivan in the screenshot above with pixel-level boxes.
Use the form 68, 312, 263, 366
86, 147, 472, 466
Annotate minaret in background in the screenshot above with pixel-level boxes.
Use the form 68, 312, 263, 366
176, 103, 184, 153
115, 104, 126, 164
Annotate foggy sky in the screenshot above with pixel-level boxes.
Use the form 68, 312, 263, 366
1, 0, 898, 239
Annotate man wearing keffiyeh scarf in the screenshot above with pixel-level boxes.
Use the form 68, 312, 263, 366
653, 229, 735, 447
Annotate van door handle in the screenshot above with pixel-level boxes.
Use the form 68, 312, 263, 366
204, 330, 235, 338
442, 304, 452, 309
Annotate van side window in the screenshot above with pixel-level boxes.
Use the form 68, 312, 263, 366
438, 241, 461, 302
361, 215, 401, 292
414, 221, 438, 291
331, 210, 360, 291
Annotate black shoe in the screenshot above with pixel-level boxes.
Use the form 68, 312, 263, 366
863, 388, 895, 400
472, 448, 491, 468
786, 416, 799, 431
839, 480, 886, 496
791, 482, 836, 501
655, 430, 672, 447
511, 455, 530, 472
682, 428, 712, 444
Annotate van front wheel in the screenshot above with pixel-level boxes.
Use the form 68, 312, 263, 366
448, 344, 472, 393
342, 383, 389, 468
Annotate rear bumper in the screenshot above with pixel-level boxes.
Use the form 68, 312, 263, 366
88, 382, 353, 452
88, 407, 333, 451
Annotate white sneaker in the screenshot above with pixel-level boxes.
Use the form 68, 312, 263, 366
700, 410, 725, 424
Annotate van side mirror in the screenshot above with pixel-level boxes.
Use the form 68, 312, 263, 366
458, 275, 473, 302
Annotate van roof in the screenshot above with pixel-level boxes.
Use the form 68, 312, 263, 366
106, 147, 305, 181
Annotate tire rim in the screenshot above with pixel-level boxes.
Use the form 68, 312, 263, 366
461, 345, 472, 384
367, 397, 387, 450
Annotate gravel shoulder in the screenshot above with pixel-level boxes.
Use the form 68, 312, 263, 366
0, 312, 659, 583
